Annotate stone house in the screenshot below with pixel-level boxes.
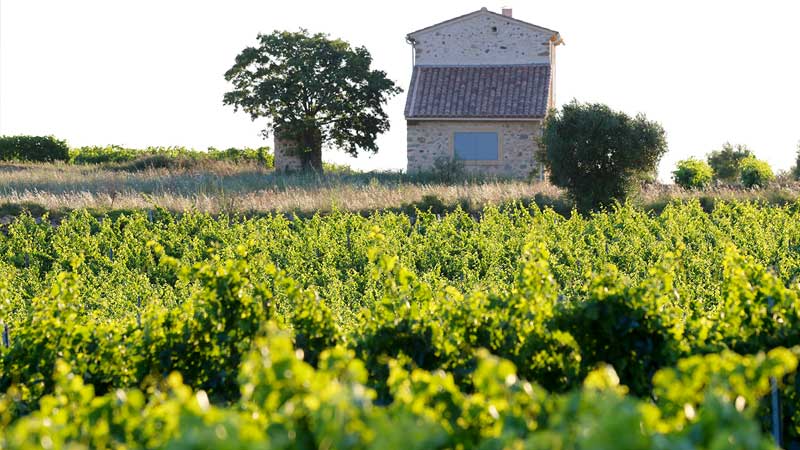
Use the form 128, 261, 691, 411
404, 7, 563, 178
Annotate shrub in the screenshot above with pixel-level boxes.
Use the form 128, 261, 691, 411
113, 154, 201, 172
793, 142, 800, 180
430, 156, 466, 183
69, 145, 140, 164
322, 161, 354, 174
739, 156, 775, 188
70, 145, 274, 168
0, 135, 70, 162
539, 101, 667, 212
672, 158, 713, 189
207, 146, 273, 166
707, 142, 753, 183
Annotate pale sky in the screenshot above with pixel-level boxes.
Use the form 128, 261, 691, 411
1, 0, 799, 180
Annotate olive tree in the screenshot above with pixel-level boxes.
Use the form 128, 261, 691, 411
706, 143, 753, 183
539, 101, 668, 212
224, 30, 402, 172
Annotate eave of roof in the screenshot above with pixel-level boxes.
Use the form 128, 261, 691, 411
406, 7, 561, 42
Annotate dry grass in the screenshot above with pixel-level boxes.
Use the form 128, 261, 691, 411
0, 160, 273, 196
0, 181, 565, 215
637, 182, 800, 212
0, 162, 565, 216
2, 162, 799, 218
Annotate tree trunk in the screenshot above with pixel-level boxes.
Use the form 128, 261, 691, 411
299, 128, 323, 173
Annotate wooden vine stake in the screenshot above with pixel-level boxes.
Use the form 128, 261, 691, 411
771, 376, 781, 447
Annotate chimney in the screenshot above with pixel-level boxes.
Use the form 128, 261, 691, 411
502, 7, 513, 17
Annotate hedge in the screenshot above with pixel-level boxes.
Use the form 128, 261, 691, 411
0, 135, 70, 162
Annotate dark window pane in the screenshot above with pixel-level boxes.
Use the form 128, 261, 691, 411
454, 132, 499, 160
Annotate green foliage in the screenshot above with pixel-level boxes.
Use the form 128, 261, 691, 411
707, 142, 754, 183
709, 247, 800, 353
673, 157, 714, 189
284, 277, 341, 368
540, 101, 668, 212
558, 257, 689, 396
224, 29, 402, 172
2, 203, 800, 446
428, 156, 467, 183
740, 156, 776, 188
353, 241, 581, 399
793, 142, 800, 180
70, 145, 274, 168
652, 347, 798, 428
1, 342, 793, 449
0, 135, 70, 162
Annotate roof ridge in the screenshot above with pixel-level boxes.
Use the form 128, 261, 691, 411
407, 8, 559, 38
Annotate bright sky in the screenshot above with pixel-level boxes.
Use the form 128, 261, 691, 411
1, 0, 799, 180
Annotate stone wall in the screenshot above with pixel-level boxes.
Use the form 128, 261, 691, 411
273, 132, 303, 172
411, 11, 553, 66
406, 120, 543, 179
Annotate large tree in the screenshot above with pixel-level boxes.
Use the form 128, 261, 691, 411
539, 101, 668, 212
223, 30, 401, 172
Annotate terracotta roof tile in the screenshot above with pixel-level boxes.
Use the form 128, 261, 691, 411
405, 64, 551, 119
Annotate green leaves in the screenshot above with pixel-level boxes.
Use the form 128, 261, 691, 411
673, 157, 714, 189
707, 142, 753, 183
710, 246, 800, 353
0, 135, 70, 163
540, 101, 668, 212
739, 157, 776, 188
793, 142, 800, 181
223, 29, 401, 170
2, 203, 800, 446
652, 347, 798, 444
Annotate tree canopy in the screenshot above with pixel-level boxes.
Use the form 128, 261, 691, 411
223, 30, 402, 172
706, 143, 753, 183
539, 101, 668, 212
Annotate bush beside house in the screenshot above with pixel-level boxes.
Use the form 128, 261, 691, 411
539, 101, 668, 212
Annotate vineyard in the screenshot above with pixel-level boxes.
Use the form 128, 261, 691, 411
2, 201, 800, 448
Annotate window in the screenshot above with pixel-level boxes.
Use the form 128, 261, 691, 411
454, 132, 499, 161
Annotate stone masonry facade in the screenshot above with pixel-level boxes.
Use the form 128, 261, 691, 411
411, 11, 554, 66
273, 132, 303, 172
406, 120, 543, 178
405, 8, 560, 178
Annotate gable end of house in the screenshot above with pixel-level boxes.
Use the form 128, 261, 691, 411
404, 8, 561, 179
